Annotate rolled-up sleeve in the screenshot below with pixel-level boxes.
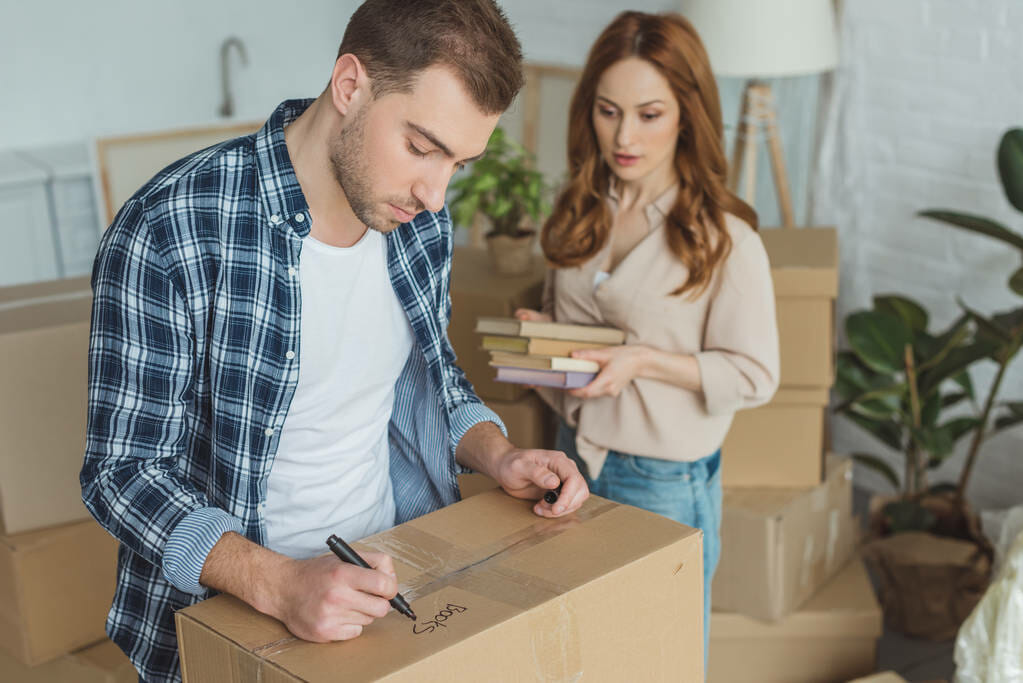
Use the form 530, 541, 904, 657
81, 199, 242, 596
694, 232, 780, 416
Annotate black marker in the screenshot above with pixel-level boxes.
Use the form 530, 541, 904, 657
543, 483, 563, 505
326, 534, 417, 621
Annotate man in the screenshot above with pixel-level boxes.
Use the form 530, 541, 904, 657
81, 1, 588, 681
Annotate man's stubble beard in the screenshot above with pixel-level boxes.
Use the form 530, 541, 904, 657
329, 106, 423, 233
328, 106, 388, 232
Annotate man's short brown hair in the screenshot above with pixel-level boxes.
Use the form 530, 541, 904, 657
338, 0, 524, 115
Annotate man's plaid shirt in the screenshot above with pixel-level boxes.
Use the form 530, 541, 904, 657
81, 99, 504, 683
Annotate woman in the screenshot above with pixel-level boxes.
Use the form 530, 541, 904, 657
516, 11, 780, 655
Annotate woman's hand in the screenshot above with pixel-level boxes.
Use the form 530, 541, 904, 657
568, 345, 650, 399
514, 308, 552, 323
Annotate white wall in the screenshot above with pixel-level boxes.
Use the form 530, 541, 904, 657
814, 0, 1023, 508
0, 1, 360, 149
0, 0, 682, 150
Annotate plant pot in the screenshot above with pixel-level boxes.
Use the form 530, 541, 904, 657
863, 494, 993, 641
486, 229, 536, 276
861, 531, 991, 641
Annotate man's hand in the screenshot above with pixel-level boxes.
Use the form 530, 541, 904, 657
272, 551, 398, 642
456, 422, 589, 518
200, 532, 398, 642
494, 446, 590, 517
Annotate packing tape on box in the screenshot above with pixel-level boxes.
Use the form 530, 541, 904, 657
364, 498, 618, 605
243, 496, 618, 679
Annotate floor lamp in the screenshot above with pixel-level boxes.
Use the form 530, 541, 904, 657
679, 0, 839, 228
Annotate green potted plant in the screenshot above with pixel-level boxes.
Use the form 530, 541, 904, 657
835, 127, 1023, 640
836, 297, 991, 531
449, 127, 549, 276
836, 295, 997, 640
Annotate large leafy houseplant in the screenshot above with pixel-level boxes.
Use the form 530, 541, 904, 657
448, 126, 548, 238
835, 296, 991, 533
838, 128, 1023, 534
835, 128, 1023, 641
917, 127, 1023, 499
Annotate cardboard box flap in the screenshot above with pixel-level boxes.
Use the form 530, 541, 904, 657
761, 227, 838, 298
0, 297, 91, 335
0, 276, 91, 306
769, 386, 830, 406
0, 278, 92, 535
722, 455, 850, 517
178, 491, 702, 682
0, 276, 93, 336
713, 558, 882, 640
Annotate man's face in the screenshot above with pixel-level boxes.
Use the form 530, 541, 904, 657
329, 65, 501, 232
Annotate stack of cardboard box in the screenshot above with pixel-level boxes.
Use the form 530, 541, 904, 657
0, 278, 134, 682
709, 227, 884, 683
449, 247, 555, 449
721, 227, 838, 487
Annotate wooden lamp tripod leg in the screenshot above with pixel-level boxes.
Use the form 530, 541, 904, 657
757, 84, 796, 228
728, 80, 798, 229
728, 81, 757, 203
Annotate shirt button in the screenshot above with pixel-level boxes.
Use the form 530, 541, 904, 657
287, 266, 297, 277
264, 427, 274, 437
294, 212, 305, 222
270, 214, 282, 225
285, 350, 296, 360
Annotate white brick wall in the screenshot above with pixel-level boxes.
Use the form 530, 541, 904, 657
815, 0, 1023, 508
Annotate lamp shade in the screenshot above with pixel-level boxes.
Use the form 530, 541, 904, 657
678, 0, 838, 78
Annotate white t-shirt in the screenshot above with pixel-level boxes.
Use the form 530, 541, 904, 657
264, 228, 414, 559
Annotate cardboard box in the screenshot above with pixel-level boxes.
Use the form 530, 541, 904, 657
712, 456, 855, 621
762, 227, 839, 389
487, 391, 555, 450
176, 490, 705, 682
449, 246, 546, 401
709, 558, 882, 683
0, 276, 93, 534
722, 386, 828, 488
0, 638, 136, 683
0, 518, 119, 665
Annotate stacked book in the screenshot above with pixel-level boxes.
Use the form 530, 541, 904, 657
475, 317, 625, 389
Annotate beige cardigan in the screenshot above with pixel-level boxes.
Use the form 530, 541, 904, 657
539, 185, 780, 479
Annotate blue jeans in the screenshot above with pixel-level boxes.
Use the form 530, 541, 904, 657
556, 421, 722, 661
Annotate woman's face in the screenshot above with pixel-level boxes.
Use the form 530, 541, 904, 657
592, 57, 681, 186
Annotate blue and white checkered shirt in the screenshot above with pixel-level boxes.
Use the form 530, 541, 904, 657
81, 99, 504, 683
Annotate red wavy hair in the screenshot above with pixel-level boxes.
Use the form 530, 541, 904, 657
540, 11, 757, 297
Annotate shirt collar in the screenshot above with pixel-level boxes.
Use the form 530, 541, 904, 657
254, 98, 315, 237
607, 180, 679, 226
